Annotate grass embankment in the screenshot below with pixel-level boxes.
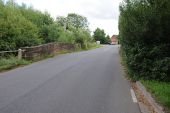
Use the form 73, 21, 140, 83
141, 80, 170, 111
0, 57, 31, 72
0, 44, 102, 72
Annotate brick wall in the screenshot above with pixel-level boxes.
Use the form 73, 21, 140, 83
21, 43, 76, 60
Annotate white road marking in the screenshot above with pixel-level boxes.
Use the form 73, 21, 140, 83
130, 89, 138, 103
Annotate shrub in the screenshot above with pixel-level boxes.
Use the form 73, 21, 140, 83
119, 0, 170, 81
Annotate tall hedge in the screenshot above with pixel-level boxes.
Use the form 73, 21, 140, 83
119, 0, 170, 81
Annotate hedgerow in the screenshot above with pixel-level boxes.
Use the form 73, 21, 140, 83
119, 0, 170, 81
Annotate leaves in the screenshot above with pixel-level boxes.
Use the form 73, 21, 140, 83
119, 0, 170, 81
0, 1, 93, 51
93, 28, 111, 44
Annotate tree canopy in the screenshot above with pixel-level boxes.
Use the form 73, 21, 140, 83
93, 28, 111, 44
67, 13, 89, 29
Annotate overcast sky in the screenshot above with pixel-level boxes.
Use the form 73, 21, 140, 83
15, 0, 122, 36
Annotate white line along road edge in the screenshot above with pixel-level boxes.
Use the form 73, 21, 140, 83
131, 89, 138, 103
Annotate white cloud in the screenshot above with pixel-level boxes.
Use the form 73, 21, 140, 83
15, 0, 122, 36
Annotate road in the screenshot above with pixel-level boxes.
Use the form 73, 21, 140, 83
0, 45, 140, 113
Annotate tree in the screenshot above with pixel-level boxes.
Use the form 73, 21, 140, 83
56, 13, 89, 30
55, 14, 92, 48
106, 35, 111, 44
93, 28, 110, 44
56, 16, 66, 26
67, 13, 89, 29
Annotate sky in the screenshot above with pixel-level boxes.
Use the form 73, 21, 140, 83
14, 0, 122, 36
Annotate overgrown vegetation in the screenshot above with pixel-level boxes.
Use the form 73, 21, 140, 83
0, 0, 94, 51
0, 57, 30, 71
119, 0, 170, 82
141, 80, 170, 110
0, 0, 103, 71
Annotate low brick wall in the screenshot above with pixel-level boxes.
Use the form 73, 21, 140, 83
21, 43, 76, 60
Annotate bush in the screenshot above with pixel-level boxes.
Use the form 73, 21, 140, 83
0, 1, 42, 50
73, 28, 92, 49
119, 0, 170, 81
42, 24, 63, 43
58, 31, 75, 44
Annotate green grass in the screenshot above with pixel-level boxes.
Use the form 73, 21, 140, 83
85, 44, 103, 50
74, 44, 102, 52
141, 80, 170, 110
0, 57, 31, 71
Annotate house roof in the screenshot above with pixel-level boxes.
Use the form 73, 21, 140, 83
111, 35, 118, 39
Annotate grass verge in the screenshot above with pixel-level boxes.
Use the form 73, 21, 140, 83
84, 44, 103, 50
141, 80, 170, 112
0, 57, 31, 72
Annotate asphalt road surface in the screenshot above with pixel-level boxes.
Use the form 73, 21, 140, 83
0, 45, 140, 113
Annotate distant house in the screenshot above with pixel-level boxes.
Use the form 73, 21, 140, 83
111, 35, 118, 45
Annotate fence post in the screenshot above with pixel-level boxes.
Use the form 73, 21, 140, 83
18, 49, 22, 60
